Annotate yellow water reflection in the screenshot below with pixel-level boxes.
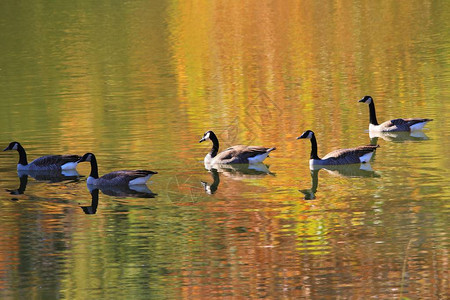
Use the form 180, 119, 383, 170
0, 0, 449, 299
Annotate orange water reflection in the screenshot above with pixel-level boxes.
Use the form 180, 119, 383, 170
0, 0, 448, 299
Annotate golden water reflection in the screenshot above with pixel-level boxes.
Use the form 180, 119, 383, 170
0, 0, 448, 299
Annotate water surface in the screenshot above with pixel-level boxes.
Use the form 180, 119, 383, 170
0, 1, 449, 299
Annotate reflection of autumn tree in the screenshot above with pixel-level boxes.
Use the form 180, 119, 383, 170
168, 0, 445, 157
0, 0, 447, 299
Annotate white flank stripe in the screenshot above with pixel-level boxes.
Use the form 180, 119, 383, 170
129, 174, 151, 185
409, 122, 427, 131
61, 162, 78, 170
248, 153, 269, 164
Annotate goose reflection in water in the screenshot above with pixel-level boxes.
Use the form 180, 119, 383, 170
201, 168, 220, 194
7, 174, 28, 196
80, 185, 157, 214
18, 169, 81, 183
369, 130, 430, 144
202, 163, 275, 194
80, 188, 99, 214
7, 169, 81, 196
300, 163, 380, 200
87, 184, 157, 198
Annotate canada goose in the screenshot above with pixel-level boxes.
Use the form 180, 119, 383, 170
77, 152, 157, 186
3, 141, 80, 171
297, 130, 379, 167
199, 130, 276, 164
359, 96, 433, 132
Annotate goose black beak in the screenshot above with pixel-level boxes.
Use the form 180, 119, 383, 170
296, 136, 303, 140
199, 138, 206, 143
358, 98, 365, 103
3, 147, 9, 151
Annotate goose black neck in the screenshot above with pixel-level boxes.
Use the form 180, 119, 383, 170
310, 135, 320, 160
209, 132, 219, 158
16, 144, 28, 166
89, 155, 99, 179
368, 102, 379, 125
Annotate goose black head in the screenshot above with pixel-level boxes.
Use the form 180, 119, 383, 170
359, 96, 373, 104
77, 153, 95, 163
3, 141, 20, 151
199, 131, 213, 143
297, 130, 315, 140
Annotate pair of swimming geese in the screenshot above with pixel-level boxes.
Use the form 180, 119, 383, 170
3, 96, 432, 187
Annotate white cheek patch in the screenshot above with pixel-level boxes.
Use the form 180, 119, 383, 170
204, 132, 210, 140
367, 98, 372, 104
307, 132, 313, 139
12, 144, 18, 150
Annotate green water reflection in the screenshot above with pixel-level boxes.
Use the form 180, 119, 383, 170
0, 0, 449, 299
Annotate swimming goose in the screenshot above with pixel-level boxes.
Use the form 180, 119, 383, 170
297, 130, 379, 167
77, 153, 157, 186
3, 141, 80, 171
359, 96, 433, 132
199, 130, 276, 164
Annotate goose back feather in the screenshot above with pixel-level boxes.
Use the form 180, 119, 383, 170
97, 170, 157, 186
321, 145, 380, 165
213, 145, 276, 164
29, 155, 81, 170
